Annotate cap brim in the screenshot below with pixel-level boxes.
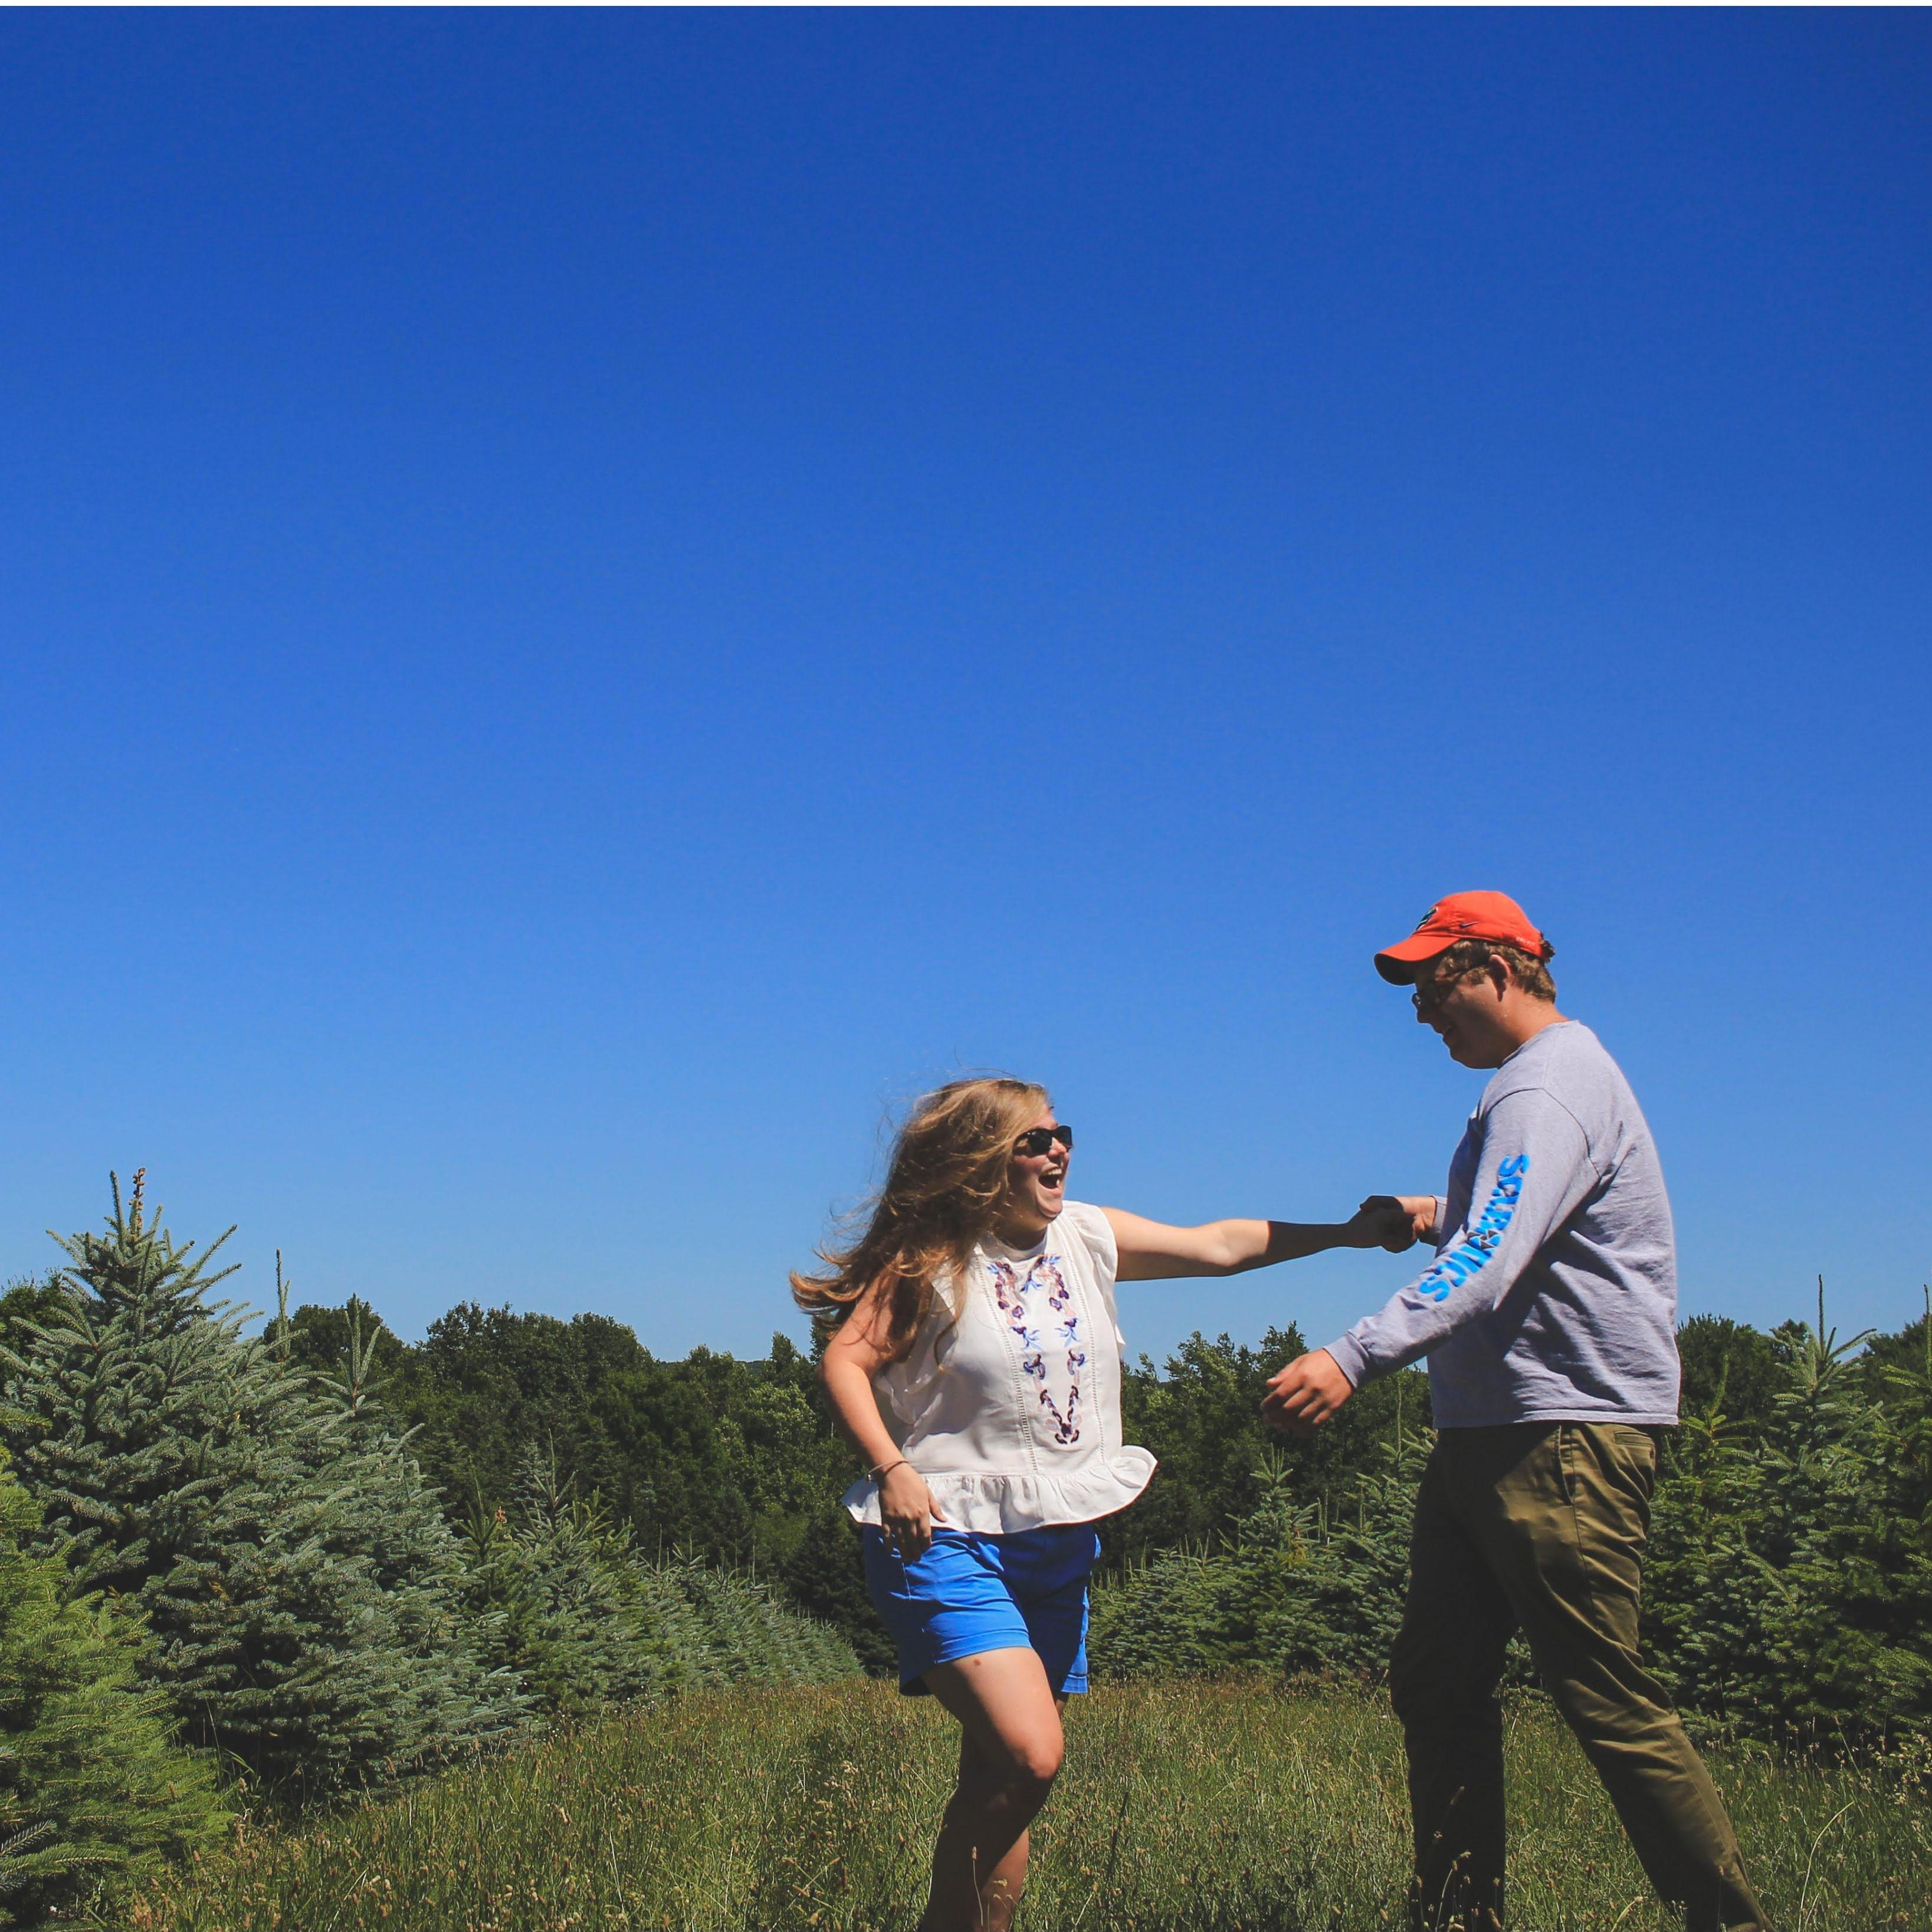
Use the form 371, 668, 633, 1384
1373, 933, 1455, 984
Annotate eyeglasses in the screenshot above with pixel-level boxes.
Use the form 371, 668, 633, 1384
1411, 970, 1471, 1016
1013, 1125, 1074, 1159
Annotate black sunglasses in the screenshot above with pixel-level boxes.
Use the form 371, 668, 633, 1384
1410, 976, 1454, 1015
1411, 966, 1478, 1015
1013, 1124, 1074, 1159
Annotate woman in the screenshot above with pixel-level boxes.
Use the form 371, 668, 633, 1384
793, 1076, 1410, 1932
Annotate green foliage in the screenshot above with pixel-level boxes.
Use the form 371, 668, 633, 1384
1094, 1404, 1428, 1684
0, 1281, 66, 1370
287, 1301, 890, 1663
1675, 1313, 1786, 1441
290, 1307, 862, 1578
0, 1179, 512, 1804
778, 1500, 896, 1676
81, 1216, 1926, 1762
301, 1300, 527, 1762
15, 1158, 1924, 1900
1099, 1290, 1932, 1752
1113, 1327, 1431, 1564
1646, 1286, 1932, 1746
676, 1559, 860, 1688
273, 1280, 1932, 1747
0, 1447, 225, 1927
459, 1442, 859, 1720
460, 1446, 699, 1718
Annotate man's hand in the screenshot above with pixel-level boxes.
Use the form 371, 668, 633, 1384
1262, 1349, 1356, 1436
1343, 1194, 1438, 1254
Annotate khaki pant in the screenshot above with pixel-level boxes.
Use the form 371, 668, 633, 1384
1389, 1423, 1767, 1932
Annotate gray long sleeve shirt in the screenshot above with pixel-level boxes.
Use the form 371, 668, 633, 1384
1324, 1021, 1681, 1428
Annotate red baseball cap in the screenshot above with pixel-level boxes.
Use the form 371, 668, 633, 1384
1374, 891, 1553, 985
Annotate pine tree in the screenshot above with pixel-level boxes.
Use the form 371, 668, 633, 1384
300, 1292, 526, 1762
0, 1447, 225, 1926
0, 1176, 513, 1803
1263, 1414, 1429, 1681
1645, 1282, 1932, 1745
1090, 1427, 1428, 1686
460, 1441, 858, 1715
674, 1560, 861, 1687
779, 1500, 896, 1675
459, 1444, 677, 1718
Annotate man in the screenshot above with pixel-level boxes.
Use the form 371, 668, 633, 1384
1263, 891, 1766, 1932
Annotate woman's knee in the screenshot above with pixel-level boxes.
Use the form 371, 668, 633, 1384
968, 1719, 1062, 1793
1008, 1727, 1064, 1789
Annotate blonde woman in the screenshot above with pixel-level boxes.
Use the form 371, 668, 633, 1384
794, 1077, 1413, 1932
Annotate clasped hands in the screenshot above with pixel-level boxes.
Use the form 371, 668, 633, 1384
1262, 1194, 1436, 1438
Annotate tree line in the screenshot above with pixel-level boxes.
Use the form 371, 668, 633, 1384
267, 1265, 1932, 1749
229, 1261, 1932, 1735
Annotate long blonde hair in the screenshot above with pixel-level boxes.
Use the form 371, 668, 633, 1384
790, 1077, 1049, 1356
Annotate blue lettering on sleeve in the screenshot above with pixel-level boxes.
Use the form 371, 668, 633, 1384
1412, 1154, 1530, 1304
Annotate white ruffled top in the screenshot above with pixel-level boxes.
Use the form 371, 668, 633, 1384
842, 1200, 1157, 1536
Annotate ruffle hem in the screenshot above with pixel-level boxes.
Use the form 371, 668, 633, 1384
842, 1445, 1156, 1536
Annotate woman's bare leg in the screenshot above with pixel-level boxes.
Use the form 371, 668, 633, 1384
917, 1648, 1068, 1932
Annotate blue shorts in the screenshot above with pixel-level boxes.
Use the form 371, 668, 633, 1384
862, 1521, 1101, 1697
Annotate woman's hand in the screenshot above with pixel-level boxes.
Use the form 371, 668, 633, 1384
1343, 1195, 1439, 1252
878, 1461, 946, 1559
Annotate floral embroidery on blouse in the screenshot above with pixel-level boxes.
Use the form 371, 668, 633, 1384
989, 1254, 1084, 1445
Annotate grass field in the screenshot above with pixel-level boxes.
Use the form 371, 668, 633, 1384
126, 1680, 1930, 1931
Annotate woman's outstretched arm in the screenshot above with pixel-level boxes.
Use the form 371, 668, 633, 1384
1103, 1196, 1436, 1282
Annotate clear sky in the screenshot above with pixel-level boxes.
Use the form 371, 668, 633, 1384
2, 11, 1927, 1365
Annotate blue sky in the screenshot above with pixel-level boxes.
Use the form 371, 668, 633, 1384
2, 11, 1927, 1363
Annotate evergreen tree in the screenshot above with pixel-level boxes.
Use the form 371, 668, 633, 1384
779, 1499, 895, 1676
1675, 1313, 1785, 1443
675, 1560, 861, 1687
1646, 1285, 1932, 1744
1114, 1328, 1431, 1566
460, 1444, 684, 1718
460, 1442, 860, 1717
301, 1295, 526, 1760
1261, 1416, 1430, 1681
1091, 1423, 1428, 1685
0, 1177, 511, 1803
0, 1448, 225, 1926
0, 1284, 65, 1371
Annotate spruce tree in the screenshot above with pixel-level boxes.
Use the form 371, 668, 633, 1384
675, 1560, 861, 1687
458, 1444, 675, 1718
1646, 1285, 1932, 1744
780, 1500, 896, 1675
461, 1442, 858, 1715
1, 1176, 511, 1803
301, 1295, 526, 1762
0, 1448, 225, 1926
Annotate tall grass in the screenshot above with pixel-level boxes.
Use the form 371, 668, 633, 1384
126, 1679, 1930, 1931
